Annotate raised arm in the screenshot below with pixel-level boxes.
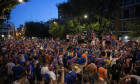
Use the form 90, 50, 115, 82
82, 57, 88, 67
118, 53, 123, 60
60, 67, 64, 84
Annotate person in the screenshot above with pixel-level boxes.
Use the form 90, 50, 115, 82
120, 75, 140, 84
45, 53, 51, 64
41, 63, 49, 75
110, 51, 123, 67
84, 60, 97, 84
96, 51, 107, 67
12, 62, 23, 80
98, 61, 108, 84
13, 71, 29, 84
47, 70, 57, 84
26, 60, 34, 84
110, 60, 122, 83
5, 59, 15, 83
106, 33, 111, 46
35, 63, 42, 84
66, 34, 70, 43
64, 66, 77, 84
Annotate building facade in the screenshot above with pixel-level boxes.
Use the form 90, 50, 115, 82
0, 21, 15, 39
114, 0, 140, 31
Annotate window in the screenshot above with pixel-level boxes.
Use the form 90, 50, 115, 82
135, 6, 140, 17
135, 0, 140, 3
122, 9, 130, 18
122, 0, 131, 6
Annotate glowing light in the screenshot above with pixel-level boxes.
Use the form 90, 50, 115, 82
125, 36, 128, 40
19, 0, 23, 3
1, 35, 4, 37
84, 15, 88, 19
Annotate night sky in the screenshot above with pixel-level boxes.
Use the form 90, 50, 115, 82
10, 0, 67, 28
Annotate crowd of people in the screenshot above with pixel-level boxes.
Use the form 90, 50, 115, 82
0, 31, 140, 84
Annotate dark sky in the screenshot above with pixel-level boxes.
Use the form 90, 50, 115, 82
10, 0, 67, 28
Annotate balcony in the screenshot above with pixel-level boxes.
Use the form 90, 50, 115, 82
121, 0, 140, 8
122, 1, 131, 6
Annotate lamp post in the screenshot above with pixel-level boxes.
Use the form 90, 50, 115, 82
19, 0, 23, 3
84, 15, 88, 19
54, 21, 56, 24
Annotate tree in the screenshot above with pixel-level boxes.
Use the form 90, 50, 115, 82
0, 0, 28, 24
49, 21, 64, 38
125, 23, 140, 38
25, 21, 50, 38
57, 0, 121, 31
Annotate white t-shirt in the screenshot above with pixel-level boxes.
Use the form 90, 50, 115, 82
34, 60, 39, 67
20, 54, 25, 62
47, 71, 56, 81
13, 81, 20, 84
110, 56, 118, 67
6, 62, 15, 75
91, 40, 95, 46
59, 55, 63, 62
41, 67, 49, 75
66, 35, 69, 39
133, 75, 140, 84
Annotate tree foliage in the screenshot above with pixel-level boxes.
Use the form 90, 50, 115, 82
57, 0, 120, 31
125, 23, 140, 37
0, 0, 29, 24
25, 21, 50, 38
49, 21, 64, 38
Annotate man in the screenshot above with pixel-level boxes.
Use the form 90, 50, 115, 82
6, 59, 15, 83
12, 62, 23, 80
110, 52, 123, 67
13, 72, 29, 84
85, 60, 97, 84
66, 34, 70, 43
41, 63, 49, 75
45, 53, 51, 64
26, 60, 34, 84
47, 70, 57, 84
106, 33, 111, 46
98, 61, 108, 84
64, 66, 77, 84
120, 75, 140, 84
96, 51, 107, 67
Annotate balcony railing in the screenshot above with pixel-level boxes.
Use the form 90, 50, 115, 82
122, 1, 131, 6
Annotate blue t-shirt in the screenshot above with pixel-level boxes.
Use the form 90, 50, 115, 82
65, 71, 77, 84
30, 49, 33, 53
76, 58, 85, 65
27, 64, 34, 79
12, 65, 23, 80
136, 52, 140, 60
74, 52, 81, 58
24, 54, 28, 61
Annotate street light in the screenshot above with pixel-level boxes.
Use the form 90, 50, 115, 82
54, 21, 56, 24
1, 35, 4, 38
84, 15, 88, 19
19, 0, 23, 2
125, 35, 128, 40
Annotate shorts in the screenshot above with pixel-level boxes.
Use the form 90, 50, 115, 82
105, 41, 110, 45
88, 75, 96, 83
